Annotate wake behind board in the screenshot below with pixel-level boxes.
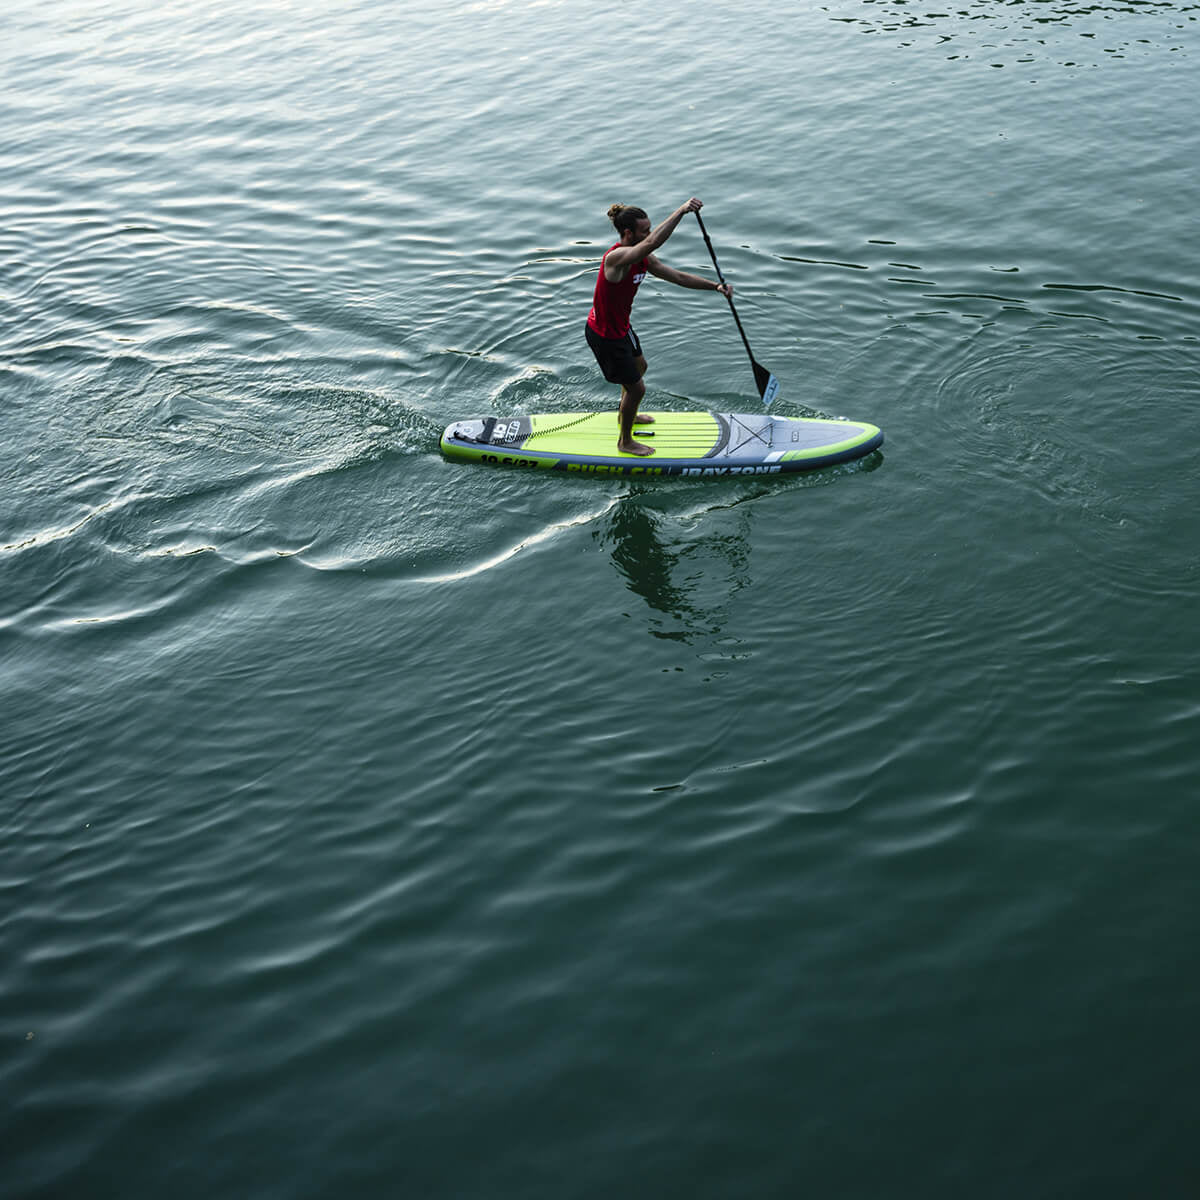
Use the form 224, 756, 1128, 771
440, 411, 883, 478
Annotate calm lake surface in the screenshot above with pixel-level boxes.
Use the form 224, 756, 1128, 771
4, 1, 1199, 1195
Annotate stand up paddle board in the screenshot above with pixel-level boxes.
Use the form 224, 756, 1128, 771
440, 411, 882, 477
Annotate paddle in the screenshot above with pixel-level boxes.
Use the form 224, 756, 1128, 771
695, 211, 779, 408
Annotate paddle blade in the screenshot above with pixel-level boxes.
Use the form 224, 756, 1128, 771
753, 361, 780, 408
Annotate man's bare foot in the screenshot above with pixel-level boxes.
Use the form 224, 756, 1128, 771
617, 412, 655, 424
617, 439, 655, 457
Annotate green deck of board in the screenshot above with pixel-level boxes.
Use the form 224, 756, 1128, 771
527, 411, 721, 457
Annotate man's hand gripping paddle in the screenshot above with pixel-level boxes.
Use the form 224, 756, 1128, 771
695, 211, 780, 408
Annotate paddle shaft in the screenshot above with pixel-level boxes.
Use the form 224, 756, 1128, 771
694, 211, 777, 405
695, 210, 757, 366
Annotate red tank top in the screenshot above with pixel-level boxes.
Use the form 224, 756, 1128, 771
587, 245, 647, 339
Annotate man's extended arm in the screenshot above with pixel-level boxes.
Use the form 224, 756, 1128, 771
646, 256, 732, 295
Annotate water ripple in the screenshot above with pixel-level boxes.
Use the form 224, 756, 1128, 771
4, 3, 1199, 1196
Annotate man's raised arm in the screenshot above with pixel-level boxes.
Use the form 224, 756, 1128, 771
604, 197, 704, 279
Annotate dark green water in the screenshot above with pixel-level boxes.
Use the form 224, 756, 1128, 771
4, 2, 1199, 1195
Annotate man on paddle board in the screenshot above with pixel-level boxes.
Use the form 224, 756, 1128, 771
586, 197, 731, 456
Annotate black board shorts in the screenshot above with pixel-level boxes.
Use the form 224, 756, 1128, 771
585, 323, 643, 386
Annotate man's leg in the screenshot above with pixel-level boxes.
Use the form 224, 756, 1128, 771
631, 356, 653, 423
616, 358, 654, 424
617, 375, 653, 456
